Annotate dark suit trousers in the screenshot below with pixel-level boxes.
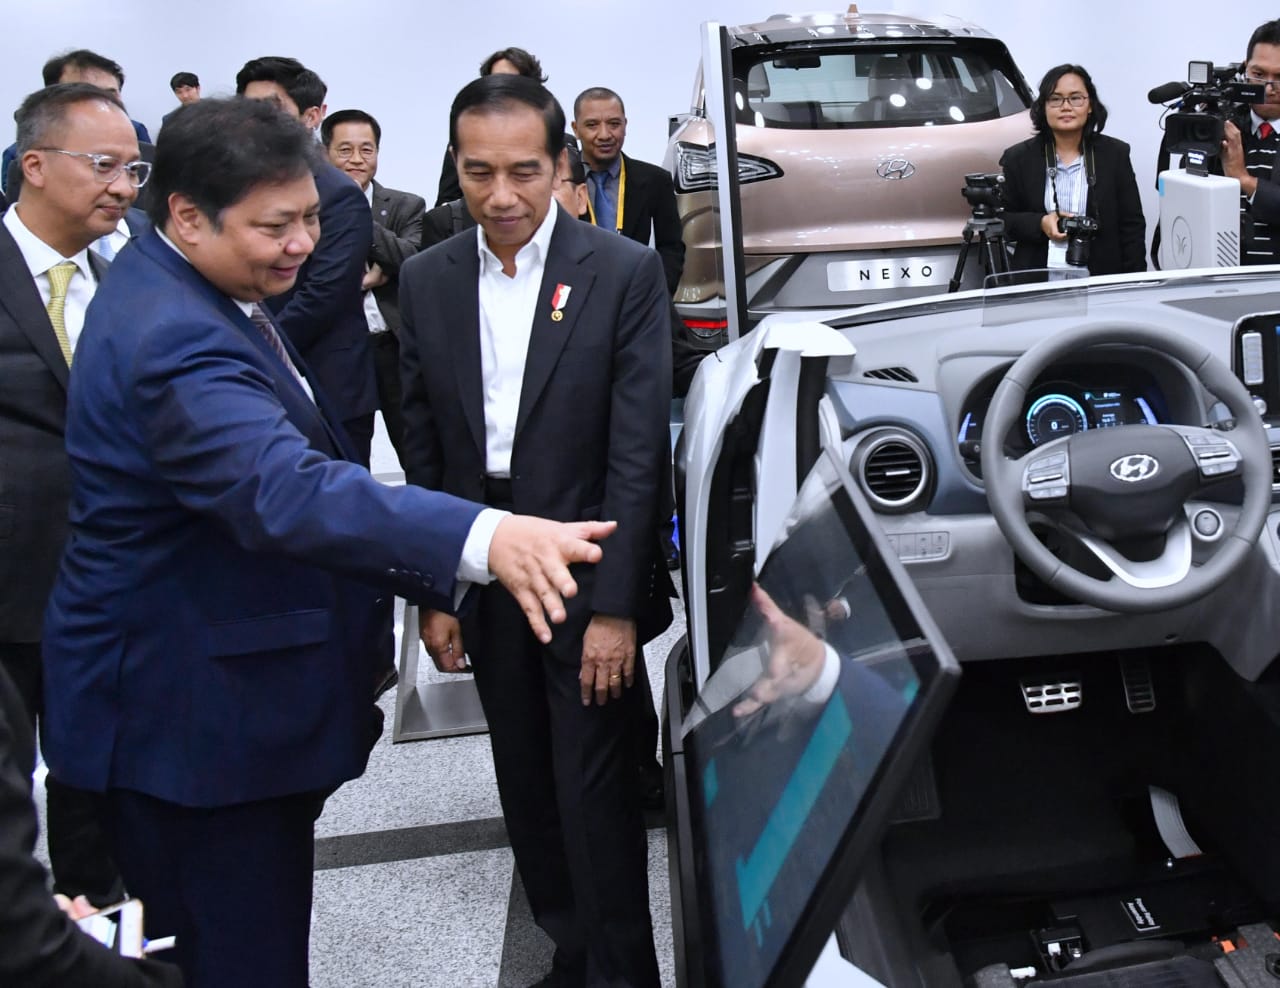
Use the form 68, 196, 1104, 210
103, 787, 324, 988
340, 413, 375, 469
369, 331, 407, 466
0, 641, 124, 905
468, 585, 661, 988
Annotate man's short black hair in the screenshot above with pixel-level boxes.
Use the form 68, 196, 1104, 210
15, 83, 126, 155
1029, 64, 1108, 141
321, 109, 381, 148
573, 87, 626, 119
146, 97, 319, 230
450, 75, 565, 162
1247, 19, 1280, 63
234, 56, 327, 115
479, 47, 547, 83
170, 71, 200, 91
563, 138, 586, 184
42, 49, 125, 89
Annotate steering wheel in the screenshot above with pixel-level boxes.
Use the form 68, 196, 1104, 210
980, 322, 1272, 613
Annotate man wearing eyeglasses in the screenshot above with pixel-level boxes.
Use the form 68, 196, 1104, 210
0, 82, 146, 915
1222, 18, 1280, 263
321, 108, 426, 466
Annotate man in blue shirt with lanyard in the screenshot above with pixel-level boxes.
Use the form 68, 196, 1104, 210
572, 87, 685, 294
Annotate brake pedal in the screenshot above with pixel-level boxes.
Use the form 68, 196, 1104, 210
1121, 656, 1157, 713
1020, 677, 1082, 714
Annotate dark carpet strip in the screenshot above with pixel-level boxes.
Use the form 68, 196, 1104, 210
314, 815, 510, 870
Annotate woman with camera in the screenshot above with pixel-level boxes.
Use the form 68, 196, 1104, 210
1000, 64, 1147, 276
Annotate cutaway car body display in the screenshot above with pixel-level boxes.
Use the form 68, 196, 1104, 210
665, 19, 1280, 988
666, 10, 1033, 344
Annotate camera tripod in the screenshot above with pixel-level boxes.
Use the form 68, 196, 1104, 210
948, 210, 1011, 293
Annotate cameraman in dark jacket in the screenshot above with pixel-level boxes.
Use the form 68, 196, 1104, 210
1221, 18, 1280, 263
1000, 64, 1146, 276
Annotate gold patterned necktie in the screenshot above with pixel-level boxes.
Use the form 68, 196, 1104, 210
45, 260, 78, 365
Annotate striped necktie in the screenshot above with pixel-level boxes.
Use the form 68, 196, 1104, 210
45, 261, 77, 365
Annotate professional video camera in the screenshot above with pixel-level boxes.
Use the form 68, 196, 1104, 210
1058, 214, 1099, 268
1150, 61, 1267, 269
1149, 61, 1266, 163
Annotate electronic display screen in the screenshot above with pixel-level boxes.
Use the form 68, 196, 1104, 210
682, 453, 957, 988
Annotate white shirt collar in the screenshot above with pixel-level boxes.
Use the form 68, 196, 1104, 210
3, 205, 93, 282
363, 181, 374, 206
476, 198, 559, 277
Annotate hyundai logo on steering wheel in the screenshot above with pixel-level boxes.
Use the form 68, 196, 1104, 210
1110, 454, 1160, 483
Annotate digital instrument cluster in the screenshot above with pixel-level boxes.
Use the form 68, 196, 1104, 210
958, 376, 1163, 464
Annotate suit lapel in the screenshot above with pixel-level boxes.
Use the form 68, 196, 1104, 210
515, 212, 596, 440
443, 238, 486, 458
371, 181, 393, 227
137, 232, 352, 461
0, 224, 69, 391
619, 153, 643, 241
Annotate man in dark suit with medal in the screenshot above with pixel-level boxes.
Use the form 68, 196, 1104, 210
400, 75, 672, 988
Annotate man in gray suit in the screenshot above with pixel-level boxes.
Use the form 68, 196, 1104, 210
0, 82, 148, 905
322, 108, 426, 465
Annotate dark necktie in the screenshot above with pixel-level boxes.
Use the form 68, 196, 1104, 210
1260, 121, 1274, 140
592, 171, 615, 231
249, 303, 304, 388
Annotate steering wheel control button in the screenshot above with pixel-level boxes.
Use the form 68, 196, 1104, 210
1192, 509, 1223, 540
1023, 451, 1071, 502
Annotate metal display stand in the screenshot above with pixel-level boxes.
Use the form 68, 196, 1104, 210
391, 601, 489, 742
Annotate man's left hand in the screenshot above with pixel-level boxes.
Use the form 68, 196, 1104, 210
362, 262, 388, 291
580, 614, 636, 706
1222, 121, 1258, 196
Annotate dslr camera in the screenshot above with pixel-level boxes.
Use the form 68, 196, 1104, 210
1152, 61, 1266, 164
960, 172, 1004, 217
1057, 214, 1099, 267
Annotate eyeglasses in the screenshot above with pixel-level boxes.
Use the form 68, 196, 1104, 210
36, 148, 151, 188
1245, 68, 1280, 89
332, 144, 378, 161
1046, 94, 1088, 109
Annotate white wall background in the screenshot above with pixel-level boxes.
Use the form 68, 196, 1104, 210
0, 2, 1257, 246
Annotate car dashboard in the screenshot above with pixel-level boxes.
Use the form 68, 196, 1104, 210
736, 270, 1280, 681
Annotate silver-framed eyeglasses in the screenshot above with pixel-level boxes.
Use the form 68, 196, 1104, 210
1046, 94, 1088, 109
35, 148, 152, 188
332, 143, 378, 161
1245, 69, 1280, 89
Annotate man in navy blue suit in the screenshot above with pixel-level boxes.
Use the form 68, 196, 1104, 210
236, 56, 380, 466
40, 97, 618, 988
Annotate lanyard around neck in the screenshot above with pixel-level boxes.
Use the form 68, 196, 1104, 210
585, 155, 627, 233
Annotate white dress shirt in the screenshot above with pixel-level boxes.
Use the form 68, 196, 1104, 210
476, 199, 559, 477
3, 205, 96, 352
362, 183, 389, 334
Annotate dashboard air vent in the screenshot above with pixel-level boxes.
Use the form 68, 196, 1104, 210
1272, 445, 1280, 492
853, 429, 932, 513
863, 366, 919, 383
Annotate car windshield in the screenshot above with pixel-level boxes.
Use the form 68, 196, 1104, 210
735, 41, 1030, 129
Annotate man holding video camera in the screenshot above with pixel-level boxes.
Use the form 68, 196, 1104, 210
1222, 18, 1280, 263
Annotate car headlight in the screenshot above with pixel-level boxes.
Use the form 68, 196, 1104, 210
672, 141, 784, 194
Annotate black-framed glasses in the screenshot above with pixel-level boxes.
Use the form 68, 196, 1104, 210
35, 148, 151, 188
1046, 94, 1088, 108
